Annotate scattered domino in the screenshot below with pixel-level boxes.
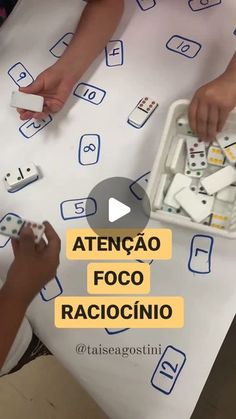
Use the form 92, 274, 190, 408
200, 166, 236, 195
216, 186, 236, 203
160, 204, 181, 214
217, 132, 236, 164
207, 145, 226, 167
175, 187, 214, 223
186, 136, 207, 171
168, 136, 186, 174
210, 213, 229, 230
4, 162, 39, 192
128, 97, 158, 128
164, 173, 191, 209
153, 174, 170, 210
0, 215, 45, 243
160, 205, 190, 220
184, 159, 203, 178
152, 109, 236, 234
10, 91, 44, 113
176, 115, 193, 135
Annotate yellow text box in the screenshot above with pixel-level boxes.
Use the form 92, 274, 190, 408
66, 228, 172, 260
87, 263, 150, 294
55, 297, 184, 328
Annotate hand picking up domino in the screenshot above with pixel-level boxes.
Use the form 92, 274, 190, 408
0, 215, 45, 243
10, 91, 44, 113
151, 110, 236, 233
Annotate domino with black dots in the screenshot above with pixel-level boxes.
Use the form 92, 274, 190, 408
0, 214, 45, 243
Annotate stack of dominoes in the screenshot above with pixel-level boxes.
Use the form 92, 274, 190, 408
153, 114, 236, 231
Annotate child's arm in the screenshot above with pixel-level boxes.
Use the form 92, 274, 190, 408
18, 0, 124, 120
189, 52, 236, 141
0, 222, 60, 370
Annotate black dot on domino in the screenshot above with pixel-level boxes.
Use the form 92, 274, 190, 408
1, 226, 6, 231
6, 173, 10, 177
191, 163, 196, 167
17, 219, 23, 225
202, 200, 207, 205
224, 136, 229, 141
201, 162, 206, 166
27, 168, 31, 172
12, 229, 18, 234
6, 216, 12, 222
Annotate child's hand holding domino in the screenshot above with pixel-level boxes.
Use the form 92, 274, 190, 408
16, 0, 124, 120
5, 221, 61, 305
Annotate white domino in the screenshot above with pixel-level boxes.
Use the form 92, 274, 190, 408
184, 159, 203, 178
175, 187, 214, 223
200, 166, 236, 195
153, 174, 170, 210
217, 132, 236, 164
0, 215, 45, 243
207, 145, 226, 167
176, 115, 193, 135
164, 173, 191, 209
10, 91, 44, 112
168, 136, 186, 174
216, 186, 236, 203
128, 97, 158, 128
186, 136, 207, 171
4, 162, 39, 192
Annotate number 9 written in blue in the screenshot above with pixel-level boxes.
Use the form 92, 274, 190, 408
78, 134, 101, 166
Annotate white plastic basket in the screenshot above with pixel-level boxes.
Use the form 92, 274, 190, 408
146, 99, 236, 239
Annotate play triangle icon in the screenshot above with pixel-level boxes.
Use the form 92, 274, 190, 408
108, 198, 131, 223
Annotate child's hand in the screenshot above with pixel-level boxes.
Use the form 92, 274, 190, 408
17, 64, 76, 120
188, 73, 236, 142
5, 221, 61, 305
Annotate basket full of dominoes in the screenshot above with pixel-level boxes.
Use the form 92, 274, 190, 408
146, 99, 236, 239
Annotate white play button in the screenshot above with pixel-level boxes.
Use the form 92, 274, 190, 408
108, 198, 131, 223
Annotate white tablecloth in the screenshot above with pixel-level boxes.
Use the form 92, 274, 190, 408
0, 1, 235, 418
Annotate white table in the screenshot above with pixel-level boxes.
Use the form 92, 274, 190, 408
0, 1, 235, 418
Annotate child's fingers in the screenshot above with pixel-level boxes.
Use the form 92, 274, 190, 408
31, 110, 48, 120
45, 98, 63, 113
196, 102, 208, 140
43, 221, 61, 257
19, 77, 43, 95
188, 98, 198, 135
19, 226, 35, 252
20, 110, 34, 120
207, 106, 219, 141
217, 109, 229, 133
11, 238, 19, 256
36, 238, 47, 252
